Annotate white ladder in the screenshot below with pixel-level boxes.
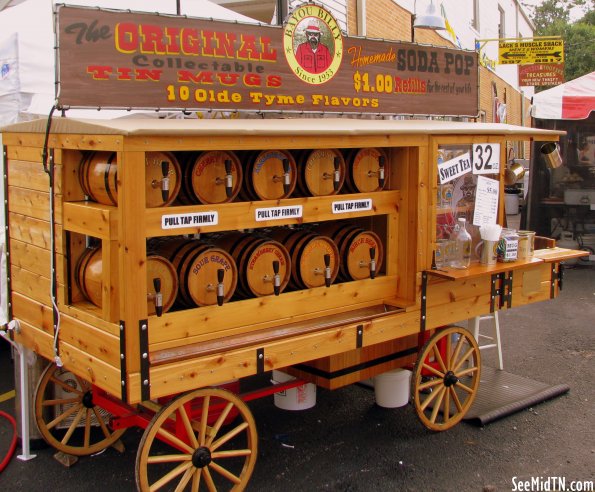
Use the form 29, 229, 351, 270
469, 312, 503, 370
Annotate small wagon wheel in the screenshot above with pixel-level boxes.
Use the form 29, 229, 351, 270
411, 326, 481, 431
34, 362, 126, 456
136, 388, 257, 492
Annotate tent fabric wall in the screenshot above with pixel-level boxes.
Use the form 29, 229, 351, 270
0, 0, 255, 124
530, 71, 595, 121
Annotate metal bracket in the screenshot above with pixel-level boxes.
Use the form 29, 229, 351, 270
494, 271, 514, 310
490, 273, 499, 313
557, 263, 564, 291
356, 325, 363, 348
3, 145, 13, 322
550, 263, 557, 299
504, 271, 513, 308
65, 231, 73, 304
419, 271, 428, 348
256, 348, 265, 373
139, 319, 150, 401
119, 321, 127, 403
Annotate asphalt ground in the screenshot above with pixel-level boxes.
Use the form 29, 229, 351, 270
0, 265, 593, 492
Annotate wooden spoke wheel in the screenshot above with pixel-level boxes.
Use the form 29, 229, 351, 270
136, 388, 257, 492
34, 363, 126, 456
411, 326, 481, 431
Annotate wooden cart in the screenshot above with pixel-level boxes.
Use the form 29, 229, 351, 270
1, 117, 585, 490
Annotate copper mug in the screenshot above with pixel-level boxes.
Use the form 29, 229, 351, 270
505, 162, 526, 185
540, 142, 563, 169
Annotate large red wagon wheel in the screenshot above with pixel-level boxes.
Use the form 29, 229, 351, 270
411, 326, 481, 431
34, 362, 126, 455
136, 388, 257, 492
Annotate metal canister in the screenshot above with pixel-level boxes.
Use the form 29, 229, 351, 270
497, 230, 519, 262
517, 230, 536, 259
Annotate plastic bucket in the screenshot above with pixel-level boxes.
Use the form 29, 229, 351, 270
505, 192, 520, 215
272, 370, 316, 411
373, 368, 411, 408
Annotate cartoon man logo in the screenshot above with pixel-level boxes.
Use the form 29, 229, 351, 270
295, 23, 332, 74
456, 174, 476, 222
283, 4, 343, 85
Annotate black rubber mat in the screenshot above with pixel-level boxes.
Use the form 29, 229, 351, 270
464, 366, 570, 425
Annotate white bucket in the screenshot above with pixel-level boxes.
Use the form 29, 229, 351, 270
272, 370, 316, 411
505, 192, 520, 215
373, 368, 412, 408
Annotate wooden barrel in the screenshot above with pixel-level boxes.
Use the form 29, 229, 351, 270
316, 223, 384, 281
343, 148, 388, 193
177, 150, 243, 204
153, 238, 237, 307
295, 149, 346, 196
75, 247, 178, 315
241, 150, 297, 201
79, 151, 182, 207
270, 228, 339, 289
214, 232, 291, 298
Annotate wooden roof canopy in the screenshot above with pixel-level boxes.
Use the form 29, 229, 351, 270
1, 117, 564, 139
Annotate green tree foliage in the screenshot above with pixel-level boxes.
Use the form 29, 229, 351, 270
525, 0, 595, 85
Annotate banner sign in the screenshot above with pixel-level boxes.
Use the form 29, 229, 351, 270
55, 4, 479, 116
518, 63, 564, 86
437, 152, 472, 184
472, 143, 500, 175
498, 39, 564, 65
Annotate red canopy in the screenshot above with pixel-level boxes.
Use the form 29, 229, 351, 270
530, 71, 595, 120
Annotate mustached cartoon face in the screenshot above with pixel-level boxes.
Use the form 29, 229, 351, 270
307, 32, 320, 48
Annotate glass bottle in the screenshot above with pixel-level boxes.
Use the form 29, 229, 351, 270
450, 218, 472, 269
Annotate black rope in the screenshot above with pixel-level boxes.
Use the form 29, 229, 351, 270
42, 105, 57, 176
41, 105, 62, 365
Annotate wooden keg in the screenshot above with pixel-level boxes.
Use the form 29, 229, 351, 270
343, 148, 388, 193
242, 150, 297, 201
178, 150, 243, 204
270, 228, 339, 290
79, 151, 181, 207
154, 238, 237, 307
215, 232, 291, 298
296, 149, 346, 196
75, 247, 178, 315
317, 223, 384, 281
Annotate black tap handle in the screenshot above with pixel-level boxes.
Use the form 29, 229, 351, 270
153, 277, 163, 317
378, 155, 385, 188
333, 156, 341, 191
217, 268, 225, 306
282, 158, 291, 195
272, 260, 280, 296
369, 247, 377, 279
224, 159, 233, 198
324, 254, 331, 287
161, 160, 170, 202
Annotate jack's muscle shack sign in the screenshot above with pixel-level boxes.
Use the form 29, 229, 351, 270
55, 4, 478, 116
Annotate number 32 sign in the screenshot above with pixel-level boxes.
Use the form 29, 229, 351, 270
473, 143, 500, 175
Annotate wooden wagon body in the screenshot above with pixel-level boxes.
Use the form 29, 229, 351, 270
1, 117, 585, 488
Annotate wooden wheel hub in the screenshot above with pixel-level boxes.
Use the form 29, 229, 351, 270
443, 371, 459, 387
192, 447, 212, 468
81, 390, 95, 409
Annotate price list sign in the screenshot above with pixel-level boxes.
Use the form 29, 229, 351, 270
56, 4, 478, 116
473, 176, 500, 226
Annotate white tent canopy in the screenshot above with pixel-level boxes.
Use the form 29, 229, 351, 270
0, 0, 256, 124
530, 71, 595, 121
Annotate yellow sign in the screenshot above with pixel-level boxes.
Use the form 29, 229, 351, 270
498, 40, 564, 65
